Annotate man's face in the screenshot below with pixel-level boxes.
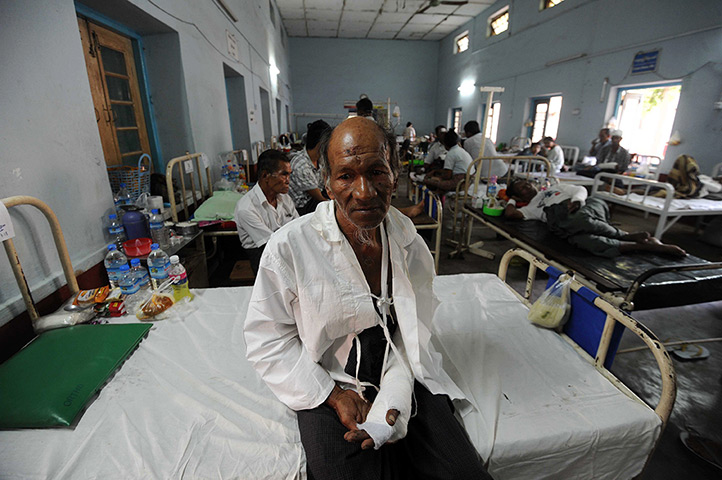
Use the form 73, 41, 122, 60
611, 135, 622, 147
513, 180, 537, 202
543, 139, 553, 149
599, 130, 610, 141
267, 161, 292, 195
326, 118, 396, 232
531, 144, 541, 154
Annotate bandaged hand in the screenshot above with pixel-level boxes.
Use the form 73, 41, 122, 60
325, 385, 371, 431
344, 408, 400, 450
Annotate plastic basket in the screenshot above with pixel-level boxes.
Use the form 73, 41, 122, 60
107, 154, 151, 202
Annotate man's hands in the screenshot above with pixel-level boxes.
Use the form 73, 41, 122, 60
325, 385, 400, 450
325, 385, 370, 431
343, 408, 401, 450
567, 200, 581, 214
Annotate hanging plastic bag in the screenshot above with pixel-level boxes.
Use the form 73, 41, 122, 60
528, 273, 573, 330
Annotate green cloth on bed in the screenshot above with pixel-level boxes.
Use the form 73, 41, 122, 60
0, 323, 151, 429
191, 190, 243, 221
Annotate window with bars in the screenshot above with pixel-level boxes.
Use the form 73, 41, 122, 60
529, 96, 563, 142
541, 0, 565, 10
486, 103, 501, 144
488, 7, 509, 37
451, 108, 462, 132
454, 31, 469, 54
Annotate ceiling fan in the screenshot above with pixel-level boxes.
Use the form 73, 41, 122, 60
418, 0, 469, 14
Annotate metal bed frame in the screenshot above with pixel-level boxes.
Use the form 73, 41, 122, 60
497, 248, 676, 433
591, 172, 722, 239
2, 196, 79, 323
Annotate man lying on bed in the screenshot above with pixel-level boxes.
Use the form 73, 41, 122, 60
245, 117, 491, 480
503, 179, 686, 258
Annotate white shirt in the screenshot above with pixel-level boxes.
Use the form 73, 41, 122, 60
404, 126, 416, 142
464, 133, 507, 178
244, 201, 468, 441
425, 141, 447, 165
518, 184, 587, 222
234, 184, 299, 249
546, 145, 565, 173
443, 144, 474, 176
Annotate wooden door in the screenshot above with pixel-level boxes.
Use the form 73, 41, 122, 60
78, 18, 151, 167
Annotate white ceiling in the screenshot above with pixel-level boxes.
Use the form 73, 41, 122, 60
276, 0, 495, 41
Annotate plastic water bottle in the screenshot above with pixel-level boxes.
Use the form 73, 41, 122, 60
107, 213, 126, 250
104, 244, 128, 289
118, 264, 141, 310
168, 255, 194, 302
149, 209, 169, 247
147, 243, 170, 290
115, 183, 132, 207
130, 258, 150, 291
487, 175, 498, 199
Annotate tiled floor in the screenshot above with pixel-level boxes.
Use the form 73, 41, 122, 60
208, 195, 722, 478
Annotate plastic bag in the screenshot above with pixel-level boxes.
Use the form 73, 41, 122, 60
528, 273, 573, 330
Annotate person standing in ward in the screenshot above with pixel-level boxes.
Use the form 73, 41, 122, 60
462, 120, 507, 179
244, 117, 491, 480
403, 121, 416, 142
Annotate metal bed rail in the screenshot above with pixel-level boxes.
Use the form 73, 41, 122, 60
497, 248, 676, 429
448, 155, 553, 258
1, 196, 79, 322
591, 172, 722, 238
408, 183, 443, 272
165, 152, 212, 223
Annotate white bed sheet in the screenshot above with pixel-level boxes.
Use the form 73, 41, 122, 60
607, 192, 722, 211
0, 274, 661, 479
433, 274, 661, 480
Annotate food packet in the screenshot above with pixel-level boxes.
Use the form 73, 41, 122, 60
73, 286, 110, 307
135, 292, 175, 321
528, 273, 573, 330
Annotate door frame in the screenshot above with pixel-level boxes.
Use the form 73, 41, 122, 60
76, 2, 163, 172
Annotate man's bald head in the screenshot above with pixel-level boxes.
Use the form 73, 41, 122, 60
318, 117, 400, 184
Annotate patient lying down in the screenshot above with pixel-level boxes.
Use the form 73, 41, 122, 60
504, 179, 686, 258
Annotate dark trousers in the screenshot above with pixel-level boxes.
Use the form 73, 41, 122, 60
245, 245, 265, 274
296, 381, 492, 480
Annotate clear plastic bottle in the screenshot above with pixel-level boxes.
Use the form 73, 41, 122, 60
149, 209, 169, 248
115, 183, 132, 208
104, 244, 128, 289
130, 258, 150, 291
107, 213, 126, 250
147, 243, 171, 290
118, 264, 141, 310
168, 255, 194, 302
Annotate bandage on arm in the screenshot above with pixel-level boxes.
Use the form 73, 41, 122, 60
356, 330, 414, 449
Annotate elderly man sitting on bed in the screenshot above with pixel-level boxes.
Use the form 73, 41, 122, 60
244, 117, 490, 480
504, 179, 686, 258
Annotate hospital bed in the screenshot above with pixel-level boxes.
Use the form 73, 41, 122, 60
453, 160, 722, 311
591, 172, 722, 239
0, 200, 676, 479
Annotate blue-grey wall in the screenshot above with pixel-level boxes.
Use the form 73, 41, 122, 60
290, 37, 439, 136
434, 0, 722, 174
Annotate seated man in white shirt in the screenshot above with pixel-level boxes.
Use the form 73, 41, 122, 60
244, 117, 490, 480
504, 179, 685, 257
234, 149, 299, 273
423, 129, 475, 193
462, 120, 507, 178
542, 136, 566, 173
422, 124, 447, 171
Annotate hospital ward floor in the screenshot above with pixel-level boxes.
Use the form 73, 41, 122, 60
207, 201, 722, 478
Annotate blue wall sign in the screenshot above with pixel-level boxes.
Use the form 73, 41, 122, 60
631, 50, 660, 75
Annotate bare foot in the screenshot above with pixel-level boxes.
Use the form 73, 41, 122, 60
649, 244, 687, 257
407, 200, 425, 218
643, 236, 663, 245
622, 232, 651, 243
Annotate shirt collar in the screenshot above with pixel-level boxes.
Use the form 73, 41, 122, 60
310, 201, 417, 247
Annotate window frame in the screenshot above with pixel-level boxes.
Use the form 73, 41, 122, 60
453, 30, 470, 54
451, 107, 463, 132
487, 6, 510, 38
527, 95, 563, 142
540, 0, 565, 11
